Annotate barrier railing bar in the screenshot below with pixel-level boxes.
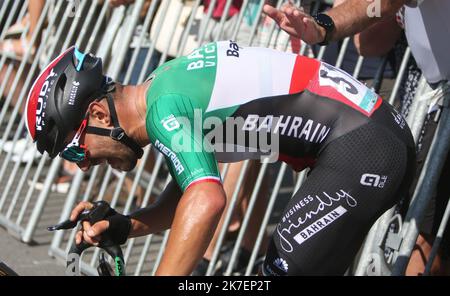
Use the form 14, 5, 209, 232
230, 0, 249, 42
49, 170, 85, 255
0, 0, 52, 138
423, 194, 450, 275
75, 1, 101, 48
22, 157, 62, 243
151, 229, 171, 275
137, 0, 169, 83
214, 0, 234, 41
108, 0, 145, 79
224, 161, 269, 275
0, 0, 22, 40
6, 141, 39, 220
206, 160, 250, 275
0, 0, 13, 37
134, 233, 154, 275
246, 1, 265, 47
245, 163, 288, 275
16, 154, 48, 225
124, 153, 164, 264
123, 0, 157, 82
85, 0, 110, 52
4, 137, 34, 219
177, 0, 202, 57
197, 0, 217, 46
388, 47, 411, 105
335, 37, 350, 69
159, 1, 184, 65
392, 90, 450, 275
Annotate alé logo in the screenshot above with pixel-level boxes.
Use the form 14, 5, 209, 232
360, 173, 388, 188
161, 115, 180, 132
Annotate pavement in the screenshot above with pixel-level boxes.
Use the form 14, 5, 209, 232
0, 227, 65, 276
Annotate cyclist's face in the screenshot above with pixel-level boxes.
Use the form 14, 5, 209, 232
76, 132, 138, 172
62, 107, 138, 172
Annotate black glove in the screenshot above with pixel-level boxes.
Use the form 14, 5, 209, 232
103, 209, 132, 246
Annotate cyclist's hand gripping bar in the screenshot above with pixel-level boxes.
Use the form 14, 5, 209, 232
48, 201, 126, 276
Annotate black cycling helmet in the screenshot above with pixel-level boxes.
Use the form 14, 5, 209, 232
26, 46, 143, 159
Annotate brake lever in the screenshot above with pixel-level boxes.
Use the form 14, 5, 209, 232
48, 201, 126, 276
47, 201, 113, 231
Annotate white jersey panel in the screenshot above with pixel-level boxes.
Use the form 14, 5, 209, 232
206, 41, 297, 112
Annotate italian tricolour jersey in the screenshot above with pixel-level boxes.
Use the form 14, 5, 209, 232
145, 41, 381, 191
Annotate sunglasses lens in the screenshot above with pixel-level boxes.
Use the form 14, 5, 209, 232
61, 146, 86, 163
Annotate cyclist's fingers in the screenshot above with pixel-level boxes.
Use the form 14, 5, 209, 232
75, 230, 83, 245
89, 220, 110, 238
80, 221, 100, 245
82, 230, 99, 246
81, 220, 92, 235
70, 201, 93, 221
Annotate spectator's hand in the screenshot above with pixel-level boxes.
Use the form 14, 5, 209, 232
70, 201, 110, 246
263, 3, 326, 45
109, 0, 135, 7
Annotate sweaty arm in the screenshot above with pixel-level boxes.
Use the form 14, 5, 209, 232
143, 93, 227, 275
155, 181, 226, 275
128, 179, 227, 275
128, 179, 183, 237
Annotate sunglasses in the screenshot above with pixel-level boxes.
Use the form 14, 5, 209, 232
60, 117, 89, 163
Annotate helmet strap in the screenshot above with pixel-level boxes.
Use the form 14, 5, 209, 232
86, 92, 144, 159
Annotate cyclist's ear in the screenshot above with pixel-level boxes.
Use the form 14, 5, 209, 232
87, 100, 111, 126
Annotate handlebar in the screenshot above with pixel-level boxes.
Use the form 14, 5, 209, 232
48, 201, 126, 276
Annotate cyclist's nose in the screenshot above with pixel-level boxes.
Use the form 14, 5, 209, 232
77, 159, 90, 171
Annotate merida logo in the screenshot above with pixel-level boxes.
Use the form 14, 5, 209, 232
154, 139, 184, 175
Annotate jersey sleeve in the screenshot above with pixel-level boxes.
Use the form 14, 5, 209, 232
146, 94, 222, 192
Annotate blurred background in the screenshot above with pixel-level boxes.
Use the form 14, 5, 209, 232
0, 0, 448, 276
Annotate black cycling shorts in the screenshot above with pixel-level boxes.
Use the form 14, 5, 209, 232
263, 102, 416, 275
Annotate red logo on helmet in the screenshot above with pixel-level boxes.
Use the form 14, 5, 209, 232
26, 46, 75, 140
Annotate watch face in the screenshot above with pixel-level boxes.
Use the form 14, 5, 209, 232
314, 13, 335, 45
315, 13, 334, 28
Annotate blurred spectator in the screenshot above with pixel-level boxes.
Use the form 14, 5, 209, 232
0, 0, 45, 60
0, 0, 47, 164
353, 4, 450, 275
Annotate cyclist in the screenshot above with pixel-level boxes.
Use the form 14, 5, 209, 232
25, 41, 415, 275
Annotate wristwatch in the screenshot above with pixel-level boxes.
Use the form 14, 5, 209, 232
313, 13, 335, 46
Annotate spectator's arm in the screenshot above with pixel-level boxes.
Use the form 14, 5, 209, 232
326, 0, 406, 42
354, 17, 402, 57
264, 0, 407, 45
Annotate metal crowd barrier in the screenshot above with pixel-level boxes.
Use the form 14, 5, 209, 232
0, 0, 448, 276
